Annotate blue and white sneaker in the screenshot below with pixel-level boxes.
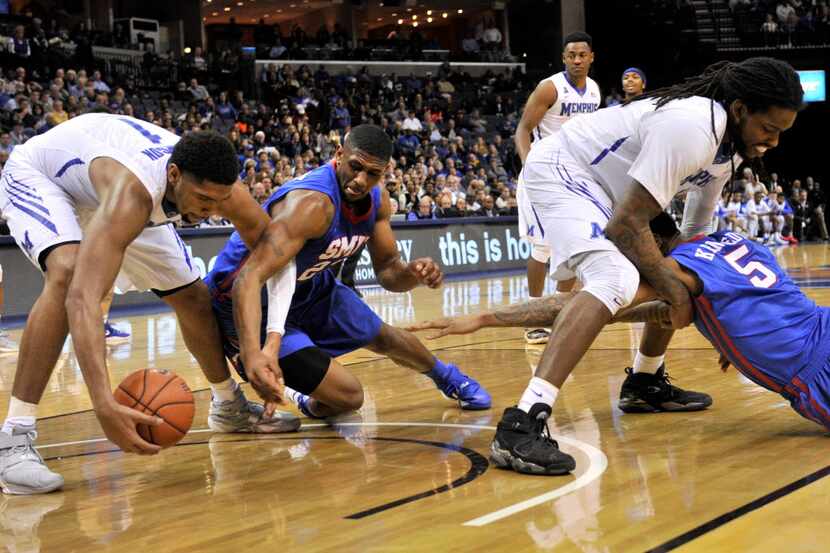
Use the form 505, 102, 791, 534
431, 364, 491, 410
286, 388, 325, 419
296, 394, 325, 419
103, 322, 130, 344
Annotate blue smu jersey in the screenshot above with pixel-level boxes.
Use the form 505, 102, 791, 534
670, 231, 830, 390
206, 161, 380, 300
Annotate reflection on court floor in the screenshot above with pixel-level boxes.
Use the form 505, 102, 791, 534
0, 244, 827, 552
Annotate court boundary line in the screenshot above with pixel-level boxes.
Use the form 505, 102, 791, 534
643, 463, 830, 552
36, 421, 607, 526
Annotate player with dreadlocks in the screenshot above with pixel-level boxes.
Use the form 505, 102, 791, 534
458, 57, 803, 475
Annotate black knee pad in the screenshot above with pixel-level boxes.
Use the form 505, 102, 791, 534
279, 347, 331, 394
232, 347, 330, 395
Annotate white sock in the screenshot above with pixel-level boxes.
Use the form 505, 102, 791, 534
210, 378, 239, 402
284, 386, 301, 404
2, 397, 38, 434
633, 351, 665, 374
518, 377, 559, 413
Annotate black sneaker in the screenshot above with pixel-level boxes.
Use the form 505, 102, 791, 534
490, 403, 576, 475
618, 365, 713, 413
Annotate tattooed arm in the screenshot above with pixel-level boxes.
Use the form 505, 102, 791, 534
611, 301, 673, 326
231, 190, 332, 401
604, 183, 693, 328
407, 290, 686, 338
406, 293, 576, 338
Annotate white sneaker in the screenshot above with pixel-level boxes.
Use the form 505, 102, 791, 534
208, 387, 300, 433
0, 427, 63, 495
0, 333, 18, 354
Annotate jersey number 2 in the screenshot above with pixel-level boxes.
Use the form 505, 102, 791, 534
723, 245, 777, 288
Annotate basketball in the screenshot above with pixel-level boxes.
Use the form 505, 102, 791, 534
113, 369, 195, 448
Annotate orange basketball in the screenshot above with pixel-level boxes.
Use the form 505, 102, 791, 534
113, 369, 195, 448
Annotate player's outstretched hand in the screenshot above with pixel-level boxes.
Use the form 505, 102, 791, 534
240, 350, 286, 407
408, 257, 443, 288
96, 400, 163, 455
405, 313, 484, 339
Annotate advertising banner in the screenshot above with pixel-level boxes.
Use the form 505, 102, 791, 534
0, 218, 528, 319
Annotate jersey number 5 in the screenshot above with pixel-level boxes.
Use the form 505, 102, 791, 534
723, 245, 777, 288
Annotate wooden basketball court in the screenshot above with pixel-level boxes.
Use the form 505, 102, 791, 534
2, 244, 828, 552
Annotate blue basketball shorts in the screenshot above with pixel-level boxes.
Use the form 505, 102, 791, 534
210, 270, 383, 366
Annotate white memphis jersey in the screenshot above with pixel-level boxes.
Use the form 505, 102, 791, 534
11, 113, 180, 226
550, 95, 741, 209
533, 72, 601, 140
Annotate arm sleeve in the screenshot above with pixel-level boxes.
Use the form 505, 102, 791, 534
265, 260, 297, 336
628, 112, 717, 208
680, 172, 729, 238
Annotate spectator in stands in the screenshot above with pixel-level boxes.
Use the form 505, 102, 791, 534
408, 195, 436, 220
213, 91, 237, 133
454, 197, 469, 216
192, 46, 209, 73
402, 110, 423, 132
9, 123, 26, 146
330, 97, 351, 129
475, 195, 500, 217
389, 198, 400, 215
482, 20, 503, 53
188, 78, 210, 101
793, 189, 815, 241
8, 25, 31, 60
90, 70, 111, 93
762, 13, 780, 45
806, 176, 829, 240
0, 133, 14, 156
251, 181, 269, 204
48, 99, 68, 125
740, 167, 768, 196
501, 196, 519, 216
386, 179, 406, 209
769, 171, 783, 191
777, 1, 796, 25
435, 194, 460, 218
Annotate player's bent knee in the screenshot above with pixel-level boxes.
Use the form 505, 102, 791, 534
42, 247, 79, 291
337, 384, 364, 412
575, 250, 639, 315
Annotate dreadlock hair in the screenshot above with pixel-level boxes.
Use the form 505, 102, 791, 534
626, 57, 803, 183
626, 57, 803, 137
